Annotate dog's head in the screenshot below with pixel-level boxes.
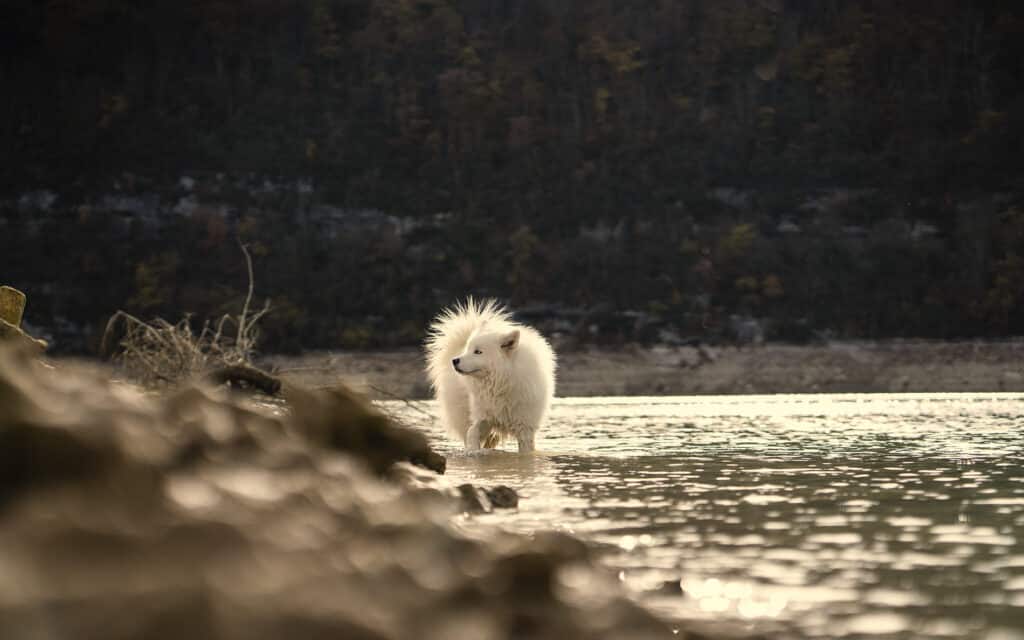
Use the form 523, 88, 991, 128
452, 329, 520, 377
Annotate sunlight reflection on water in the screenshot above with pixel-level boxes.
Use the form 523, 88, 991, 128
385, 393, 1024, 638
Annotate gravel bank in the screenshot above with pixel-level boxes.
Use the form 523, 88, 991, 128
268, 340, 1024, 400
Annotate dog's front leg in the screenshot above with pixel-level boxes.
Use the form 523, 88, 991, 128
465, 420, 484, 451
516, 432, 535, 453
466, 419, 498, 451
465, 423, 480, 450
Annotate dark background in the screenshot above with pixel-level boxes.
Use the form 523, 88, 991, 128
2, 1, 1023, 353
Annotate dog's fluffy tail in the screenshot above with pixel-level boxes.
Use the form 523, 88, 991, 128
424, 297, 512, 388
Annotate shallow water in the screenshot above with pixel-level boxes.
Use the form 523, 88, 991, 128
385, 393, 1024, 639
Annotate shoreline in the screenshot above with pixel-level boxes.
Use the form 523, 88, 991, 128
266, 339, 1024, 401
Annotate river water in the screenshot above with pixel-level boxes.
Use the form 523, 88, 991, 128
385, 393, 1024, 639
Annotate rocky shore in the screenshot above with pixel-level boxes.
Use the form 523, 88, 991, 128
6, 330, 1020, 638
0, 346, 675, 640
268, 340, 1024, 400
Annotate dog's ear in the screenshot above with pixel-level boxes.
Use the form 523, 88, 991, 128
500, 329, 520, 352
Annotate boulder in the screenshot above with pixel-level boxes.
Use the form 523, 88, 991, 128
0, 285, 26, 326
0, 286, 47, 352
286, 384, 446, 474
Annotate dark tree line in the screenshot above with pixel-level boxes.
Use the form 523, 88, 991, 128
2, 1, 1024, 352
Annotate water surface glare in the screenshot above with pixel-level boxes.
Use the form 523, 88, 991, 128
386, 393, 1024, 638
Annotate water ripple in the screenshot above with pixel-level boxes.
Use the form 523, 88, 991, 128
386, 393, 1024, 639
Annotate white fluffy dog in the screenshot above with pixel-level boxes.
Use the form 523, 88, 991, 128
425, 299, 556, 452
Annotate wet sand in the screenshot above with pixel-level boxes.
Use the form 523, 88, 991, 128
266, 340, 1024, 400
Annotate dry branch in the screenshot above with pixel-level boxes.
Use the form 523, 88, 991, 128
102, 242, 276, 391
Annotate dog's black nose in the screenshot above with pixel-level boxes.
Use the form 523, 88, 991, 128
452, 358, 460, 367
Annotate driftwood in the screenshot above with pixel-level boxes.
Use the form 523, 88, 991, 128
204, 364, 282, 395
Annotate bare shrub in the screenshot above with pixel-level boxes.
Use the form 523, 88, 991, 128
103, 242, 270, 386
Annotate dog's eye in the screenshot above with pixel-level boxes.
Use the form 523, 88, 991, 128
473, 348, 482, 355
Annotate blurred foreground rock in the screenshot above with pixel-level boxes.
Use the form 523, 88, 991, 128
0, 286, 47, 352
0, 347, 672, 640
286, 384, 446, 474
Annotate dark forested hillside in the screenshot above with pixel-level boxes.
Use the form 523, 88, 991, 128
3, 1, 1024, 352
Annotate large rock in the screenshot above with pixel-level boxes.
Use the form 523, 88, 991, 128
0, 286, 47, 352
0, 286, 26, 326
287, 384, 446, 474
0, 347, 672, 640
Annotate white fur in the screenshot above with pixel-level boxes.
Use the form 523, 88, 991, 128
425, 298, 556, 452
